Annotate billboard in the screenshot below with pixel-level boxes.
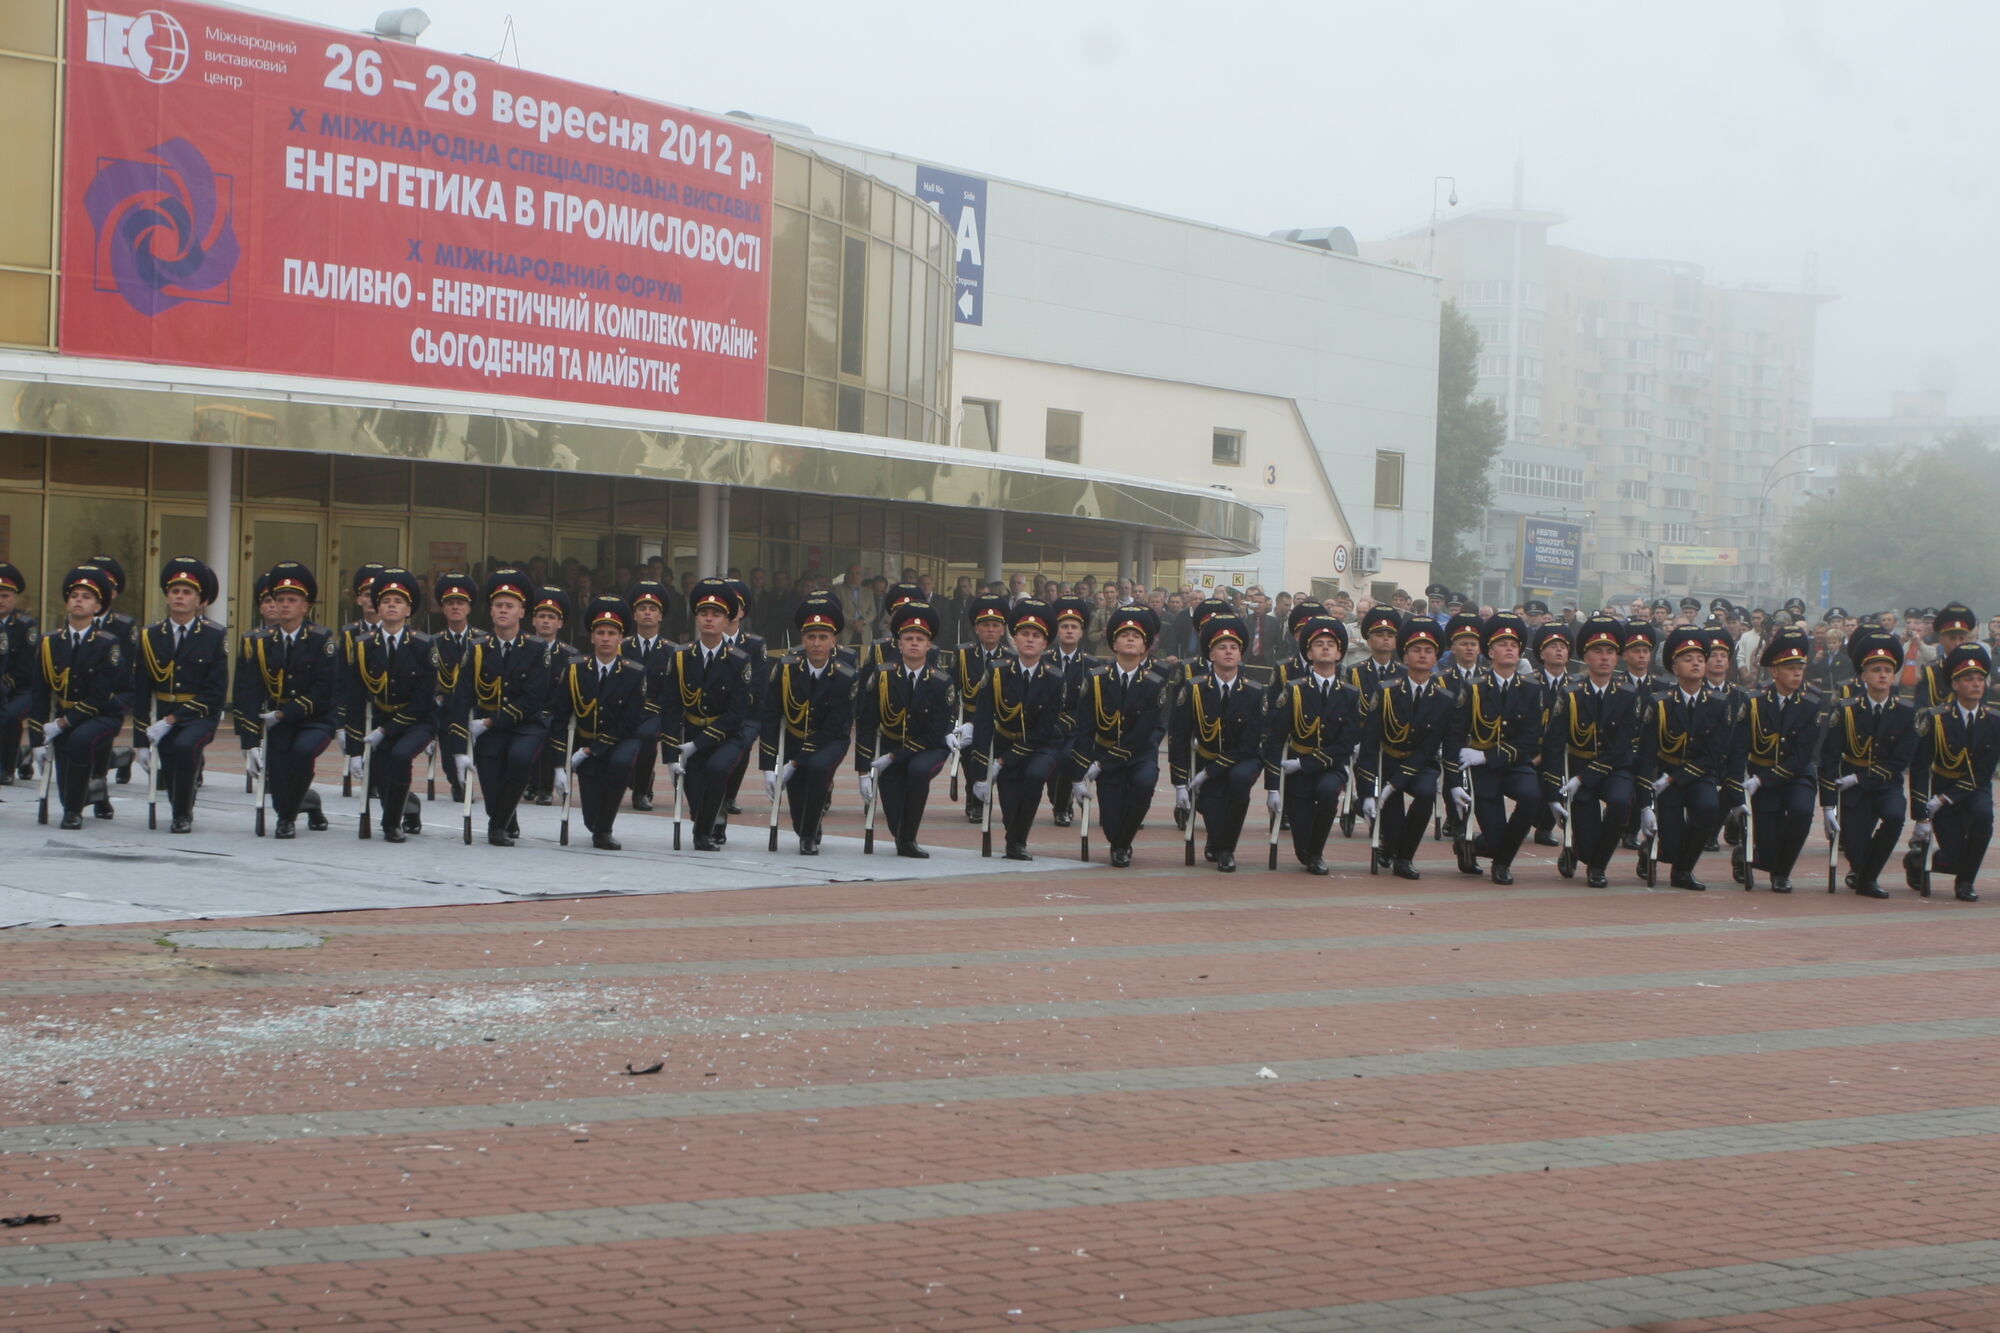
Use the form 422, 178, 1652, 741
914, 165, 985, 325
1657, 545, 1740, 567
61, 3, 772, 420
1515, 516, 1582, 592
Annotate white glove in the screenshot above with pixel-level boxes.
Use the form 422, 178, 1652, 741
136, 746, 153, 774
1742, 775, 1760, 801
1266, 790, 1283, 816
776, 761, 794, 792
33, 745, 51, 775
1822, 807, 1841, 838
945, 730, 968, 753
1737, 803, 1751, 822
858, 774, 876, 804
1651, 774, 1672, 796
1549, 800, 1568, 823
362, 727, 384, 748
1174, 784, 1191, 811
870, 752, 893, 775
677, 741, 697, 764
1281, 757, 1302, 776
1188, 768, 1210, 796
553, 768, 570, 798
244, 748, 264, 779
468, 717, 491, 740
1925, 794, 1947, 817
568, 747, 590, 772
145, 719, 173, 745
1913, 821, 1932, 844
949, 722, 974, 749
1457, 747, 1486, 769
347, 755, 366, 779
972, 779, 991, 802
1558, 776, 1581, 800
763, 770, 780, 801
1640, 808, 1658, 839
43, 718, 66, 741
1451, 786, 1472, 816
667, 762, 685, 779
1081, 762, 1101, 788
454, 754, 473, 782
1835, 773, 1859, 791
1362, 797, 1378, 821
259, 710, 282, 727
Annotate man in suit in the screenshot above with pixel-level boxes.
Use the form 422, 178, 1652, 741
1264, 613, 1363, 874
1821, 628, 1918, 898
1909, 642, 1999, 902
1241, 590, 1284, 670
131, 557, 229, 834
29, 565, 131, 829
837, 565, 877, 649
761, 592, 857, 855
1543, 613, 1639, 887
1447, 612, 1547, 885
663, 578, 757, 851
339, 568, 436, 842
552, 596, 649, 851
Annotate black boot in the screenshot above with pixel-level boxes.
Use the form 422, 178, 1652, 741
1490, 861, 1514, 886
402, 793, 423, 835
381, 785, 409, 843
302, 788, 329, 831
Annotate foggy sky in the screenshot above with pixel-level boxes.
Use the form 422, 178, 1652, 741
275, 0, 2000, 418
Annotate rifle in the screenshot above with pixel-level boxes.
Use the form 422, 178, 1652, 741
253, 729, 269, 838
1267, 793, 1281, 871
1740, 788, 1757, 891
862, 725, 882, 855
1076, 779, 1091, 862
1368, 769, 1389, 875
357, 701, 375, 840
1555, 749, 1577, 880
767, 722, 787, 853
460, 748, 478, 844
980, 740, 997, 858
557, 716, 576, 846
425, 739, 436, 802
145, 731, 160, 832
35, 709, 55, 826
1182, 767, 1208, 866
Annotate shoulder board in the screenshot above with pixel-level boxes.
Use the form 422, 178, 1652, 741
726, 645, 750, 662
925, 665, 953, 682
408, 630, 433, 645
834, 660, 857, 679
743, 634, 767, 650
1087, 663, 1111, 677
1922, 703, 1950, 720
17, 613, 36, 629
200, 617, 224, 633
1144, 665, 1171, 684
245, 626, 273, 641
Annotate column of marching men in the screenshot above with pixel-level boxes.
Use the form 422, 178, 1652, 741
2, 553, 1995, 902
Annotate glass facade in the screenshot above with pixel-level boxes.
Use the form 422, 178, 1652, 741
0, 1, 59, 349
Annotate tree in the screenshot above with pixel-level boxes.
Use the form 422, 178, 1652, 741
1432, 300, 1505, 590
1778, 430, 2000, 612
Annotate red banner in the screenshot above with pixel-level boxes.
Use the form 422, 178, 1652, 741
61, 3, 772, 421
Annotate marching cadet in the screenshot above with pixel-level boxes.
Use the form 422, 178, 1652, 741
83, 554, 138, 807
1703, 626, 1749, 853
621, 579, 675, 811
1170, 613, 1268, 873
663, 578, 757, 851
339, 568, 435, 842
1347, 605, 1406, 705
1914, 602, 1978, 709
1525, 622, 1576, 846
0, 561, 36, 785
1446, 611, 1547, 885
1045, 595, 1098, 827
1822, 608, 1858, 696
551, 596, 649, 851
855, 599, 957, 859
1072, 605, 1170, 868
1821, 628, 1918, 898
971, 598, 1073, 861
719, 578, 769, 821
431, 573, 487, 804
760, 592, 856, 855
1724, 626, 1821, 893
1615, 620, 1668, 850
333, 562, 385, 805
1263, 613, 1362, 874
1356, 615, 1453, 880
1542, 613, 1639, 887
952, 592, 1015, 824
1908, 642, 1998, 902
232, 561, 340, 839
1636, 626, 1730, 890
29, 565, 130, 829
448, 570, 559, 847
867, 583, 933, 669
523, 586, 574, 804
131, 557, 228, 833
1439, 613, 1486, 695
1269, 599, 1326, 691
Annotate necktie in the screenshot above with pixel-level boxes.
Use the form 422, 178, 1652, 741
499, 641, 510, 664
599, 662, 609, 683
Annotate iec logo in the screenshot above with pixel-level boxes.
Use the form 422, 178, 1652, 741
85, 9, 190, 84
84, 138, 238, 317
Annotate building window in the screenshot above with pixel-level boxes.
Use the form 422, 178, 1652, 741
961, 398, 999, 451
1664, 418, 1694, 441
1616, 480, 1649, 501
1662, 523, 1693, 543
1496, 458, 1585, 501
1212, 428, 1244, 467
1045, 409, 1082, 464
1662, 487, 1696, 509
1374, 450, 1405, 509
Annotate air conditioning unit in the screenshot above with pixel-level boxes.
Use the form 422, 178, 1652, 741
1354, 545, 1383, 575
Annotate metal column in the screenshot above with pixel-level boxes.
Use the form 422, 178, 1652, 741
696, 485, 722, 577
1118, 529, 1137, 584
205, 446, 233, 622
983, 509, 1004, 587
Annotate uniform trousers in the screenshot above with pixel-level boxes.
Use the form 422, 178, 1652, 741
1655, 774, 1719, 877
1746, 772, 1816, 878
1, 691, 32, 774
1380, 769, 1440, 861
1836, 783, 1904, 885
264, 719, 337, 822
576, 737, 640, 834
473, 722, 546, 833
994, 745, 1062, 845
1281, 767, 1345, 864
1469, 762, 1544, 866
879, 746, 948, 841
369, 723, 436, 824
148, 716, 218, 819
1195, 757, 1261, 855
684, 737, 745, 837
629, 714, 660, 804
1093, 755, 1159, 852
1046, 739, 1078, 818
1924, 788, 1992, 890
1569, 770, 1633, 873
49, 715, 123, 814
781, 742, 848, 842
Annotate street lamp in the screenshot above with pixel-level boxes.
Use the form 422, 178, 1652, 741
1752, 466, 1816, 595
1423, 176, 1458, 272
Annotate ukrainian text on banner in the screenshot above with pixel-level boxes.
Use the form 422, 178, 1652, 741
62, 3, 772, 420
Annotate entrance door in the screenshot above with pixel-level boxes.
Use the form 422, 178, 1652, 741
149, 505, 210, 627
331, 520, 404, 626
242, 513, 324, 629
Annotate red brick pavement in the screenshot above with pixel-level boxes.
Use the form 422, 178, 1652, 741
3, 809, 1998, 1332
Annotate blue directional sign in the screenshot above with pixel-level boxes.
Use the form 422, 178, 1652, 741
915, 166, 986, 326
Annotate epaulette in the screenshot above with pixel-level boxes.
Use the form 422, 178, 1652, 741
926, 665, 953, 683
407, 629, 433, 646
726, 645, 750, 663
1144, 664, 1171, 685
834, 660, 857, 679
